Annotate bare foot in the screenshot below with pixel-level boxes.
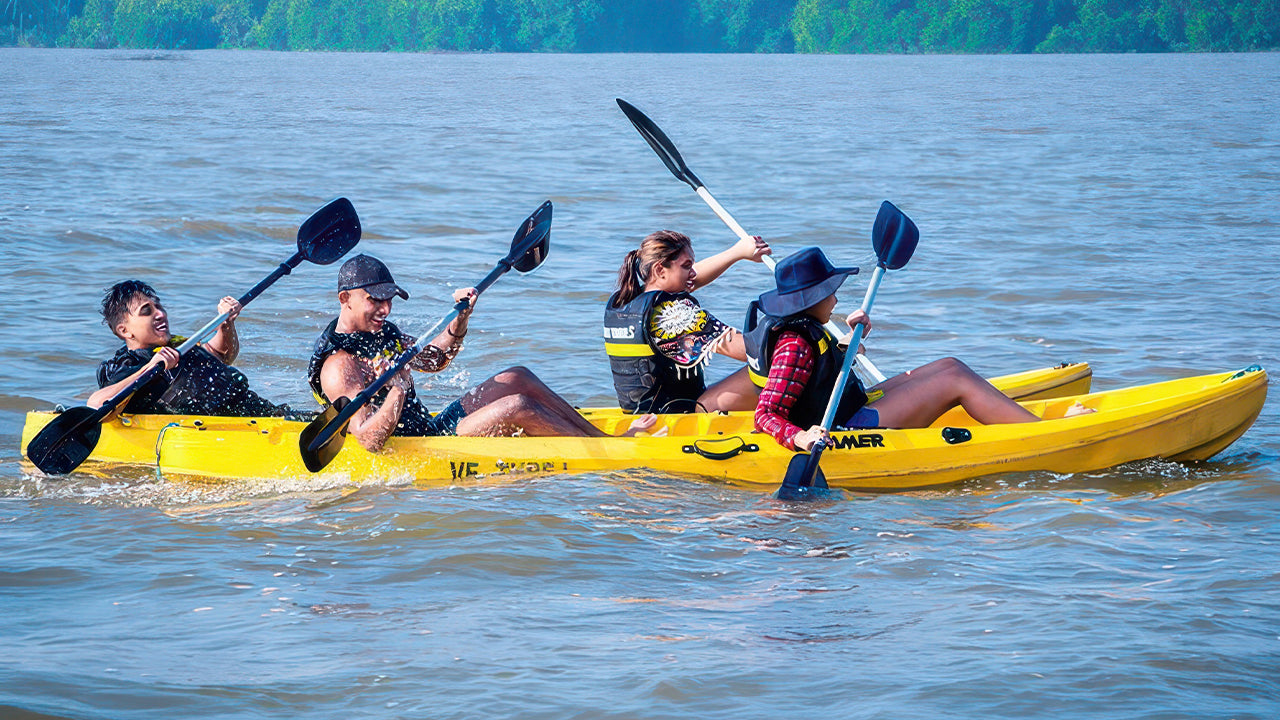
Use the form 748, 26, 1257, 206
619, 413, 666, 437
1063, 401, 1096, 418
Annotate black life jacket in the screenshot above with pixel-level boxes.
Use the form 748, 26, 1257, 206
603, 290, 706, 413
742, 300, 869, 429
96, 342, 288, 417
308, 318, 436, 436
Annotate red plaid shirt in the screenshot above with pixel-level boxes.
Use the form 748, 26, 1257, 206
753, 330, 816, 451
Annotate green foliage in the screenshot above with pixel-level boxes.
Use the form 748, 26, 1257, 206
692, 0, 797, 51
4, 0, 80, 44
7, 0, 1279, 51
62, 0, 116, 47
212, 0, 252, 45
1036, 0, 1163, 51
112, 0, 221, 47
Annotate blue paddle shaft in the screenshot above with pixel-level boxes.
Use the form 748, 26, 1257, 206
817, 264, 885, 431
789, 264, 884, 490
780, 201, 918, 496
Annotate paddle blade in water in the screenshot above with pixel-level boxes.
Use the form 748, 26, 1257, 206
871, 200, 919, 271
775, 451, 838, 501
298, 399, 349, 473
25, 406, 104, 476
615, 98, 702, 190
511, 200, 552, 273
298, 197, 362, 266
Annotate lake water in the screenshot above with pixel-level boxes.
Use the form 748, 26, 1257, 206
1, 49, 1278, 718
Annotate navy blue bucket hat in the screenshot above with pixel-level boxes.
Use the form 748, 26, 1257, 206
758, 247, 858, 317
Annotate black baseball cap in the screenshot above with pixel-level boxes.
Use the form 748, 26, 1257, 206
337, 254, 409, 301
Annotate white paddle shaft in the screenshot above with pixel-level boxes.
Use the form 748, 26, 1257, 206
176, 311, 233, 354
692, 185, 887, 384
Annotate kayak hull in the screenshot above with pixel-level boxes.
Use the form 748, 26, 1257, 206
19, 363, 1088, 473
20, 366, 1265, 493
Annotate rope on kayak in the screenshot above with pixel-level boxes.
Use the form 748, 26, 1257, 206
1226, 364, 1263, 381
154, 421, 181, 482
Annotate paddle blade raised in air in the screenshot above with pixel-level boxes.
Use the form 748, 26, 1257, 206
615, 98, 702, 190
298, 197, 362, 266
871, 200, 919, 271
511, 200, 552, 273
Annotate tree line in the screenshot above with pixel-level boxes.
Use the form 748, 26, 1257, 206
4, 0, 1278, 51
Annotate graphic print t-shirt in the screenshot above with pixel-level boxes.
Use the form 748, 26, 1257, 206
646, 296, 732, 374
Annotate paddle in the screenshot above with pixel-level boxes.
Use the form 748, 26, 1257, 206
25, 197, 362, 476
299, 200, 554, 473
776, 201, 919, 501
614, 98, 888, 383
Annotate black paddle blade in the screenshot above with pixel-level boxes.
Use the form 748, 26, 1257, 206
25, 406, 104, 476
871, 200, 919, 271
298, 197, 362, 266
616, 98, 703, 191
298, 398, 350, 472
779, 448, 827, 489
510, 200, 552, 273
775, 451, 841, 501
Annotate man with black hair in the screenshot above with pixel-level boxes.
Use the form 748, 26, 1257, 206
89, 280, 292, 417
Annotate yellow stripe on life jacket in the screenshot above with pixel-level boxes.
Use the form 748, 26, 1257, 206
604, 342, 655, 358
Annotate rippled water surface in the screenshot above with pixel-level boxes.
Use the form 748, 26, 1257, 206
1, 49, 1278, 718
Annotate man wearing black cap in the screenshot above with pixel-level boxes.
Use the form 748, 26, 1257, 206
746, 247, 1048, 452
308, 254, 655, 451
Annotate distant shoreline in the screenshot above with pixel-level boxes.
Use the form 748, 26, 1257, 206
4, 46, 1280, 54
6, 0, 1278, 54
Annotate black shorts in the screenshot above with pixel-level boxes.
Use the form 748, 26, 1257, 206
423, 398, 468, 436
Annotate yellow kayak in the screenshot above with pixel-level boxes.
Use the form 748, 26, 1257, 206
21, 365, 1264, 492
19, 363, 1087, 473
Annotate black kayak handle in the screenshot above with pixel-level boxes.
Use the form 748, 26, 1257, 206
682, 437, 760, 461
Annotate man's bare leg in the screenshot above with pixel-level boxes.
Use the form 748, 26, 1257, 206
456, 366, 654, 437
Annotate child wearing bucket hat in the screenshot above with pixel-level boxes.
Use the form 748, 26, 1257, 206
746, 247, 1075, 453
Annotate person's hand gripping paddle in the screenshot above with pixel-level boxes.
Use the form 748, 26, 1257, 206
25, 197, 362, 476
299, 201, 553, 473
776, 201, 919, 501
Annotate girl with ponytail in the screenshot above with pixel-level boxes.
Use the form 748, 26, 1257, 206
603, 230, 770, 414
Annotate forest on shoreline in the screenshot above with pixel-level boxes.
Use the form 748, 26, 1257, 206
5, 0, 1278, 53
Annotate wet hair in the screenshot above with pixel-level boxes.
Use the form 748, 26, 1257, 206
101, 280, 160, 337
611, 230, 693, 307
